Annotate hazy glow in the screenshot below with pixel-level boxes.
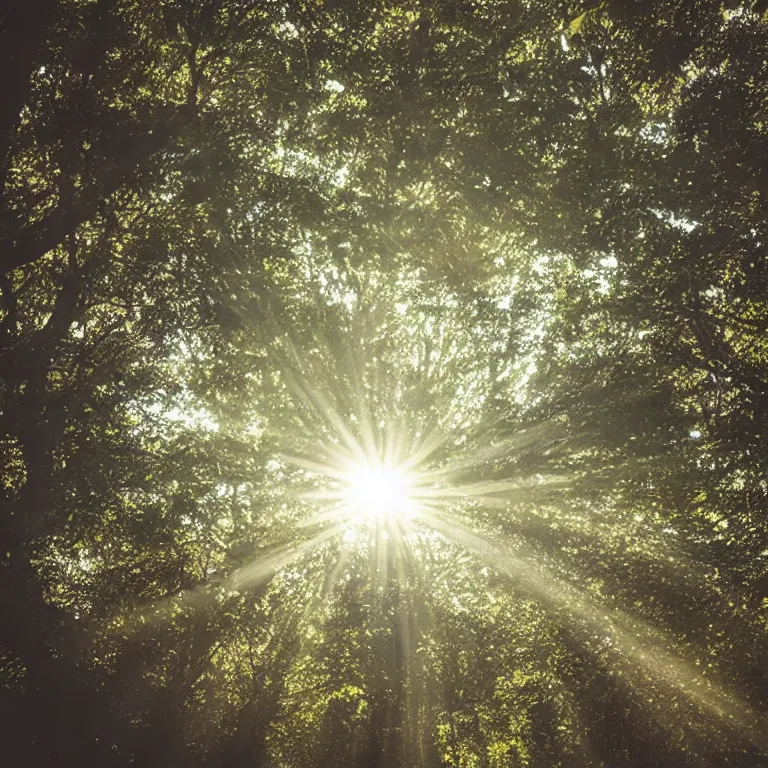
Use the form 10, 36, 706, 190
343, 464, 414, 524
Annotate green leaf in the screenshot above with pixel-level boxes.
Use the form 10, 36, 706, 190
568, 4, 604, 37
568, 10, 589, 37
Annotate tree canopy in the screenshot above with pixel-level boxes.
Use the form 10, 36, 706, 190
2, 1, 768, 766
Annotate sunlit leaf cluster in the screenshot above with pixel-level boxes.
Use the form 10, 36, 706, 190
2, 1, 768, 766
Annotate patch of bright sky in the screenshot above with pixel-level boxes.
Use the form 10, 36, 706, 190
512, 358, 538, 405
317, 260, 358, 311
143, 399, 219, 433
723, 5, 745, 20
640, 122, 669, 145
581, 271, 610, 294
703, 285, 724, 300
580, 252, 619, 295
494, 273, 519, 311
127, 338, 220, 435
651, 208, 698, 233
245, 417, 264, 439
275, 19, 299, 39
333, 166, 349, 187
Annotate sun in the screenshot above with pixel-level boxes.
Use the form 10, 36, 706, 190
342, 463, 415, 525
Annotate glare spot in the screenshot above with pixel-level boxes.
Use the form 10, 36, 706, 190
343, 464, 414, 524
333, 166, 349, 186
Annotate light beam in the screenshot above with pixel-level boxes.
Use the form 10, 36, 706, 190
342, 463, 414, 524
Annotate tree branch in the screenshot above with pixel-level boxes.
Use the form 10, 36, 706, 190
1, 108, 195, 275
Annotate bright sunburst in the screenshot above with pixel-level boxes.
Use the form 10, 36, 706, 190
196, 338, 767, 755
341, 463, 415, 524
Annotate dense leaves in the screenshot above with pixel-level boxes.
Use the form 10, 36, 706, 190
2, 1, 768, 766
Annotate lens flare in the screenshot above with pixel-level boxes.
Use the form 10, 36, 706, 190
343, 464, 414, 524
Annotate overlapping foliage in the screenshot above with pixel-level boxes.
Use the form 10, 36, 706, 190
2, 1, 768, 766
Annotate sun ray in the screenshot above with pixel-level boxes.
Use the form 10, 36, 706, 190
412, 507, 767, 748
228, 526, 343, 592
254, 329, 768, 760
